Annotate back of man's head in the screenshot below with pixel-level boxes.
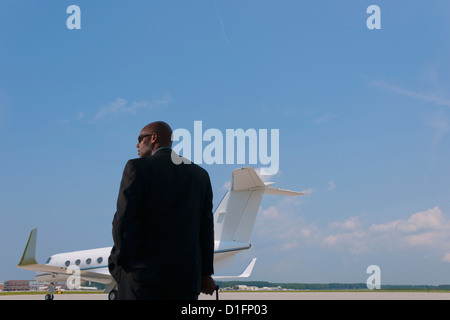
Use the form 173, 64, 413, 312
145, 121, 173, 148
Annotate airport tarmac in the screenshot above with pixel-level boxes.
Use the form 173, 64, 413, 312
1, 291, 450, 300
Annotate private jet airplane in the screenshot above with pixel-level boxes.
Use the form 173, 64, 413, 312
17, 167, 305, 300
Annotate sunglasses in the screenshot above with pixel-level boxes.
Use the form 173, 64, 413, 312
138, 133, 159, 143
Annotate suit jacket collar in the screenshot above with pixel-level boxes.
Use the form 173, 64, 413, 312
152, 147, 172, 156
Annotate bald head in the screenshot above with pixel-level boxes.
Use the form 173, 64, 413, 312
136, 121, 173, 157
143, 121, 173, 147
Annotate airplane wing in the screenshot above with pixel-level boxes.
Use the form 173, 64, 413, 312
17, 228, 112, 283
213, 258, 257, 279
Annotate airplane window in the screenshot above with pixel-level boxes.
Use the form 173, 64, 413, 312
86, 258, 92, 265
46, 257, 52, 264
65, 260, 70, 267
75, 259, 81, 266
97, 257, 103, 264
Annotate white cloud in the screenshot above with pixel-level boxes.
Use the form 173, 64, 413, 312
254, 200, 450, 264
76, 112, 85, 120
369, 206, 450, 248
254, 191, 313, 250
329, 215, 365, 232
327, 181, 336, 191
214, 3, 233, 51
441, 253, 450, 263
92, 93, 172, 122
321, 214, 370, 254
314, 113, 335, 123
318, 207, 450, 258
370, 80, 450, 107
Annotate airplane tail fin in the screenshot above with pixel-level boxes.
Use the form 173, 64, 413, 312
17, 228, 38, 267
17, 228, 113, 283
213, 167, 306, 244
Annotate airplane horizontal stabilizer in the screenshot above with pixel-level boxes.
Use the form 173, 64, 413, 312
265, 187, 308, 196
213, 258, 257, 279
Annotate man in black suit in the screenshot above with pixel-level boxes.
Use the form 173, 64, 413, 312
108, 121, 216, 300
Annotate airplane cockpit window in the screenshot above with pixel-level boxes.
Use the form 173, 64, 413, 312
75, 259, 81, 266
45, 257, 52, 264
65, 260, 70, 267
86, 258, 92, 265
97, 257, 103, 264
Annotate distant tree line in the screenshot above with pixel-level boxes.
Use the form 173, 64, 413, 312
216, 281, 450, 291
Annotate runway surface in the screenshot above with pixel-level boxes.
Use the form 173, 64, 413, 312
1, 291, 450, 300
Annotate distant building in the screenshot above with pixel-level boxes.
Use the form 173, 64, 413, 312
261, 286, 283, 291
1, 280, 99, 292
3, 280, 30, 291
29, 280, 55, 291
237, 285, 259, 291
235, 284, 284, 291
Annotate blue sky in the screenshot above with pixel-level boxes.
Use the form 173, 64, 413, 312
1, 0, 450, 285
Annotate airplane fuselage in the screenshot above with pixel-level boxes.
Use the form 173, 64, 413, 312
35, 240, 251, 284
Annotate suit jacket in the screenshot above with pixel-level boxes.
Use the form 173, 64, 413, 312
108, 148, 214, 293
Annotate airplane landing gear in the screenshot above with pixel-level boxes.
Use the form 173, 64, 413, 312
45, 283, 56, 300
108, 289, 117, 300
